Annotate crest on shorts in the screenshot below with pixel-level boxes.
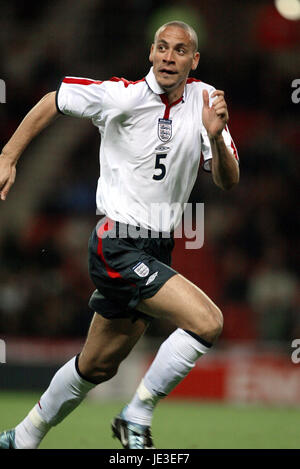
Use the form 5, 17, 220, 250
133, 262, 150, 278
158, 118, 172, 142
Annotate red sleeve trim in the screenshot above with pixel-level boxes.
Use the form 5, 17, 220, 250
63, 76, 145, 88
63, 77, 103, 86
63, 77, 145, 88
186, 77, 202, 84
108, 77, 145, 87
231, 139, 239, 161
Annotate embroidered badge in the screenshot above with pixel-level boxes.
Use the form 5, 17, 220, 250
133, 262, 150, 278
158, 118, 172, 142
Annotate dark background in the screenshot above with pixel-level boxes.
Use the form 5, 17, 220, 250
0, 0, 299, 346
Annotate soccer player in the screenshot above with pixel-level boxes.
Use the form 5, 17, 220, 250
0, 21, 239, 449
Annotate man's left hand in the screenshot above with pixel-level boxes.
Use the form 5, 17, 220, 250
202, 89, 229, 139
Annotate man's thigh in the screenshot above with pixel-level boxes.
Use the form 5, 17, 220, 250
136, 273, 222, 336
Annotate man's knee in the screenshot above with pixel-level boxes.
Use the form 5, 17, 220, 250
193, 303, 223, 344
90, 363, 119, 384
78, 354, 119, 385
208, 307, 223, 341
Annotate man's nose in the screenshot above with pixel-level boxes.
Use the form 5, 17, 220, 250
163, 49, 175, 63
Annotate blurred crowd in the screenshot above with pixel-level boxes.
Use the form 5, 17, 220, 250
0, 0, 299, 343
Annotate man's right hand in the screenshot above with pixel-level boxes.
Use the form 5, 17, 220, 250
0, 154, 16, 200
0, 91, 58, 201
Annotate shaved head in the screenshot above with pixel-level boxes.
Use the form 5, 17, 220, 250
154, 21, 198, 53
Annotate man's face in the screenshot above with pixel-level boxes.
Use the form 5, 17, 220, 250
149, 25, 200, 93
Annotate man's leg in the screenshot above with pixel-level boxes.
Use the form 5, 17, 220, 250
120, 273, 223, 429
139, 273, 223, 341
4, 314, 148, 449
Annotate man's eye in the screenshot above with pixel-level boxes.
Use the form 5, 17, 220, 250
178, 49, 185, 54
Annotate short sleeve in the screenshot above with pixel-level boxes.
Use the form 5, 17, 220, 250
56, 76, 106, 119
201, 88, 239, 172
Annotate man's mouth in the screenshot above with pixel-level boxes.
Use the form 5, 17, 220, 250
159, 68, 177, 75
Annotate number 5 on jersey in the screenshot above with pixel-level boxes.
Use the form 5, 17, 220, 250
153, 153, 167, 180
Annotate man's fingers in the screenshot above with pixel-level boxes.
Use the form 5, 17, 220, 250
211, 89, 225, 99
0, 181, 11, 200
213, 103, 227, 113
0, 190, 8, 201
212, 96, 225, 107
204, 89, 226, 109
211, 94, 228, 120
0, 170, 16, 200
10, 167, 16, 184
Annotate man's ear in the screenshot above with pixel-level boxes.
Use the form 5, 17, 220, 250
149, 44, 154, 63
192, 52, 200, 71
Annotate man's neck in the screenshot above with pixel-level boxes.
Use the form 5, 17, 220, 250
164, 81, 186, 105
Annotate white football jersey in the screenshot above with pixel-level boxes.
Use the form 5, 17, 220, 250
56, 67, 238, 231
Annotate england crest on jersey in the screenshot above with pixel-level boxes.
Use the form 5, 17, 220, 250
158, 118, 172, 142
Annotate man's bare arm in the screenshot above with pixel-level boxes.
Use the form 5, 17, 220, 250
202, 89, 239, 190
0, 91, 59, 200
209, 135, 239, 190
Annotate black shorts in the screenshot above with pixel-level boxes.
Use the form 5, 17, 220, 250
88, 217, 177, 322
